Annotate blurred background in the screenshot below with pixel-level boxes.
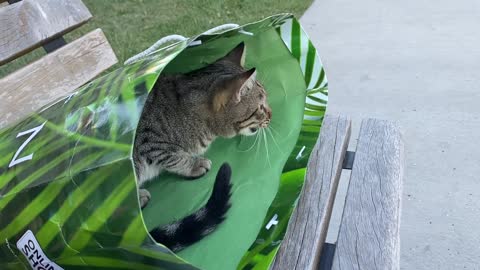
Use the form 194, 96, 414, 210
0, 0, 312, 77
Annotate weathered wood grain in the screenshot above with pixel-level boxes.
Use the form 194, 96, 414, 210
0, 0, 92, 65
332, 119, 404, 270
0, 29, 117, 129
271, 115, 351, 270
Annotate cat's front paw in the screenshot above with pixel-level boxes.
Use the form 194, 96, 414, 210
188, 157, 212, 179
139, 188, 151, 209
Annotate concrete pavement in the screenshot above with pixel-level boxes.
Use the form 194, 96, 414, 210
301, 0, 480, 269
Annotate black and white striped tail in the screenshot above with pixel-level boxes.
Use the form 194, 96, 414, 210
149, 163, 232, 252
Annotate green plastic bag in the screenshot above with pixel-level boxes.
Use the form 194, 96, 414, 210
0, 14, 328, 270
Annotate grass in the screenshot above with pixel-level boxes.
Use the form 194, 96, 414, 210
0, 0, 313, 78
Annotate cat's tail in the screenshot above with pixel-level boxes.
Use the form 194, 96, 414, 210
149, 163, 232, 252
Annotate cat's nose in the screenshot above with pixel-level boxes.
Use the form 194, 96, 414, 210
266, 106, 272, 119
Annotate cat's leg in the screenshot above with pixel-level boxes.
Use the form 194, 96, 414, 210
155, 148, 211, 179
139, 188, 151, 208
185, 156, 212, 178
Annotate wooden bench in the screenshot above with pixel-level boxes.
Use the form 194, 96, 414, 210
0, 0, 117, 129
272, 115, 404, 270
0, 2, 403, 268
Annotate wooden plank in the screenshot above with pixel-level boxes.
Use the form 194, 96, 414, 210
0, 29, 118, 129
271, 115, 352, 270
0, 0, 92, 65
332, 119, 404, 270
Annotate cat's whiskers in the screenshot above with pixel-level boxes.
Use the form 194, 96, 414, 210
271, 122, 293, 138
254, 133, 260, 160
267, 127, 284, 155
269, 124, 280, 136
252, 132, 261, 152
238, 132, 260, 152
269, 122, 287, 137
261, 128, 272, 168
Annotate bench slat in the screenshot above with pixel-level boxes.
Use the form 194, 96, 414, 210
332, 119, 404, 270
0, 29, 117, 129
0, 0, 92, 65
271, 115, 351, 270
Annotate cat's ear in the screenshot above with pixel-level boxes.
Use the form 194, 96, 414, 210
212, 68, 256, 111
232, 68, 256, 103
221, 42, 246, 67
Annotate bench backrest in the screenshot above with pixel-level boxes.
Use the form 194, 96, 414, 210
0, 0, 117, 129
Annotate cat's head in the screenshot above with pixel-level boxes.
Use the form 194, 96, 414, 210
210, 43, 272, 137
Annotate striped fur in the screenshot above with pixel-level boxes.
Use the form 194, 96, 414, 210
150, 163, 232, 251
133, 42, 271, 193
132, 42, 271, 250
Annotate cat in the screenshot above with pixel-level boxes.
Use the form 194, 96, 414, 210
133, 42, 272, 251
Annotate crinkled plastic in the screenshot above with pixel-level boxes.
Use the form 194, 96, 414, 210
0, 14, 328, 270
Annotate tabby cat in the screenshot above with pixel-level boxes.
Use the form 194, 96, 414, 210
133, 42, 272, 251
